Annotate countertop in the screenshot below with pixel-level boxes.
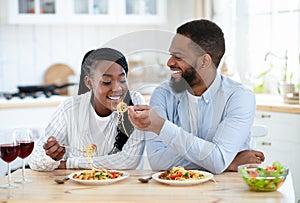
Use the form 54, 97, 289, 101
145, 94, 300, 114
1, 93, 300, 114
0, 169, 295, 203
256, 94, 300, 114
0, 95, 69, 109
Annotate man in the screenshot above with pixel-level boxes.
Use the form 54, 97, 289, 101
128, 19, 264, 174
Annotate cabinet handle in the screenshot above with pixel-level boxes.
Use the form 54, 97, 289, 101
261, 141, 272, 146
261, 114, 271, 118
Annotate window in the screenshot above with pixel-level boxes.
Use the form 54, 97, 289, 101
213, 0, 300, 93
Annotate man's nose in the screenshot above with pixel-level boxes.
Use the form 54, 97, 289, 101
167, 56, 175, 67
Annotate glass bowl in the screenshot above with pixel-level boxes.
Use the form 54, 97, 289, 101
238, 162, 289, 192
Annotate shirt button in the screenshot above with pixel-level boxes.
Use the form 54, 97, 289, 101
205, 99, 209, 104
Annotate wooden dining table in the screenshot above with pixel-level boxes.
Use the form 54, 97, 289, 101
0, 169, 295, 203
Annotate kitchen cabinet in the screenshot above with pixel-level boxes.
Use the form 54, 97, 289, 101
254, 110, 300, 202
8, 0, 166, 24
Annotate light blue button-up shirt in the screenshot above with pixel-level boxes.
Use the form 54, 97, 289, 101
146, 73, 256, 174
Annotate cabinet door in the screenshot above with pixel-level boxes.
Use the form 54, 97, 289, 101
118, 0, 166, 24
67, 0, 117, 24
257, 139, 300, 203
254, 111, 299, 142
8, 0, 64, 24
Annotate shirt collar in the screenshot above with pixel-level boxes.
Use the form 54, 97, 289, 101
201, 72, 221, 104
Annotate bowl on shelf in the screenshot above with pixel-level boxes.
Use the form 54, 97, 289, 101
238, 162, 289, 192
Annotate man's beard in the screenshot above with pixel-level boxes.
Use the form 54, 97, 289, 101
170, 66, 197, 93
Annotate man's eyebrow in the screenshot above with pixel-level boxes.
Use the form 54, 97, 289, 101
169, 50, 182, 54
170, 51, 183, 57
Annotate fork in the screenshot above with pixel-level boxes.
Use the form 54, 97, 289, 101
61, 145, 84, 152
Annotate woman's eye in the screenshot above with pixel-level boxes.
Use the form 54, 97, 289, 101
101, 81, 111, 85
120, 79, 127, 83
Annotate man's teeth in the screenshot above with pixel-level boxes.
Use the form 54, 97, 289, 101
108, 96, 121, 100
172, 70, 181, 74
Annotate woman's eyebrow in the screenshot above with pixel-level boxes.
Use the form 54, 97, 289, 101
102, 72, 126, 77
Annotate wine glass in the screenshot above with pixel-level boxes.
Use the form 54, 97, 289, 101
13, 128, 35, 183
0, 129, 20, 188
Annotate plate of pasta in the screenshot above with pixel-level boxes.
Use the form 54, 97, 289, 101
152, 166, 214, 186
68, 168, 129, 185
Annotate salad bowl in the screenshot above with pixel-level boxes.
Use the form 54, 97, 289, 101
238, 162, 289, 192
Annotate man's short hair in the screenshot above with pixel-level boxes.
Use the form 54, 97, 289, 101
177, 19, 225, 68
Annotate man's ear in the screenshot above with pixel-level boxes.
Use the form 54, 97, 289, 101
197, 54, 212, 69
84, 76, 92, 90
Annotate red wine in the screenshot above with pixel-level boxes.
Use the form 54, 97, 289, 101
18, 141, 34, 159
0, 144, 20, 163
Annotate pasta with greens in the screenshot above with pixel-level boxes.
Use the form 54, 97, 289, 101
72, 168, 123, 180
158, 166, 206, 181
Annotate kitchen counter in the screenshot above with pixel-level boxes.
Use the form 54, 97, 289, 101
0, 93, 296, 122
0, 169, 295, 203
145, 93, 300, 114
1, 94, 299, 114
256, 94, 300, 114
0, 95, 69, 109
0, 95, 69, 137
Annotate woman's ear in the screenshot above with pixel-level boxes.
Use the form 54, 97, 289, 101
84, 76, 92, 90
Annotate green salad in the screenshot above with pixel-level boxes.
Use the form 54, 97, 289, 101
239, 162, 288, 192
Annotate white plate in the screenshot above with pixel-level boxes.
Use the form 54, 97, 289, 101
68, 170, 129, 185
152, 170, 214, 186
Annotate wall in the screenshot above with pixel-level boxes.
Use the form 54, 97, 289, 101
0, 0, 199, 93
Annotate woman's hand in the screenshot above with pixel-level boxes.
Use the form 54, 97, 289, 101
128, 105, 165, 135
58, 160, 66, 169
43, 136, 65, 161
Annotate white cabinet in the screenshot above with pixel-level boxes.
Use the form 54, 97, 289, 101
8, 0, 166, 24
254, 110, 300, 202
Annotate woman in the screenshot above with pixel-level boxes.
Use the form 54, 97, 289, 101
29, 48, 145, 171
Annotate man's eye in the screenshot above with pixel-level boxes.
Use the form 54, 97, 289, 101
120, 79, 127, 83
170, 54, 181, 60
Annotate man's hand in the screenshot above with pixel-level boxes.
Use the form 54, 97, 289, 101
226, 150, 265, 172
128, 105, 165, 135
43, 136, 65, 161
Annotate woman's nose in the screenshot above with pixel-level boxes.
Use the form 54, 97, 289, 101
112, 81, 122, 91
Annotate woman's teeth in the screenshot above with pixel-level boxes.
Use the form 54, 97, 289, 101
108, 96, 121, 100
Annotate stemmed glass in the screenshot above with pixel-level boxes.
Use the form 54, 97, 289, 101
14, 128, 35, 183
0, 130, 20, 188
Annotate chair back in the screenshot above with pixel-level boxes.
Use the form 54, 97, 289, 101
250, 125, 268, 149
